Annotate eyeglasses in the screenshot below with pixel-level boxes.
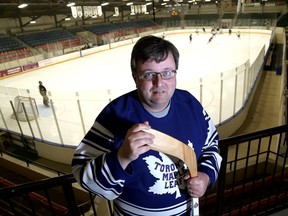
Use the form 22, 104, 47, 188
137, 70, 177, 81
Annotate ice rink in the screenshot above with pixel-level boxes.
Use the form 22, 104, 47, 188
0, 30, 272, 146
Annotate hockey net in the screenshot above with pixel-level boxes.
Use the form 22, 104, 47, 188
11, 96, 39, 122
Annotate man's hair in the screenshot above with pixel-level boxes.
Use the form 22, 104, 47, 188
130, 35, 179, 74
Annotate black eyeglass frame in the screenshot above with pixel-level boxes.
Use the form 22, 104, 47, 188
137, 70, 177, 81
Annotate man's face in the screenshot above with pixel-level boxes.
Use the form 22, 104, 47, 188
134, 52, 176, 113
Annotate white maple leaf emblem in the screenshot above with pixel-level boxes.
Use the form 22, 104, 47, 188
143, 152, 186, 199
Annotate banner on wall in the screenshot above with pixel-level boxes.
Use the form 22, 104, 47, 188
114, 7, 119, 16
71, 5, 102, 18
131, 5, 147, 15
130, 5, 135, 15
141, 5, 147, 14
83, 6, 93, 17
71, 6, 77, 18
77, 6, 83, 17
97, 6, 103, 16
135, 5, 139, 14
92, 6, 98, 17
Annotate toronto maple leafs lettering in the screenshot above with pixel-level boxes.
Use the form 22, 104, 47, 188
143, 152, 187, 198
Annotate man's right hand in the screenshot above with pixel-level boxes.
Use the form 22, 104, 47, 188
117, 121, 155, 169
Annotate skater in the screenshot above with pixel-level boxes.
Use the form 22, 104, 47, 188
207, 35, 214, 44
38, 81, 49, 106
189, 33, 192, 43
237, 31, 241, 39
211, 28, 217, 37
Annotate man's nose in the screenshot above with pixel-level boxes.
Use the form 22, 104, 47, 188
153, 74, 163, 85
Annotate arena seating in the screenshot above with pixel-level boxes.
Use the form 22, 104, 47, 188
18, 29, 78, 47
0, 48, 32, 64
85, 23, 120, 35
0, 37, 25, 52
222, 13, 235, 19
236, 12, 280, 26
115, 21, 141, 30
0, 177, 69, 215
134, 19, 159, 28
200, 173, 288, 215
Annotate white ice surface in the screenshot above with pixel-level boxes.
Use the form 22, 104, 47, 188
0, 31, 271, 146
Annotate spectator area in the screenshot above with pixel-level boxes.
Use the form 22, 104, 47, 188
18, 29, 78, 47
0, 37, 25, 52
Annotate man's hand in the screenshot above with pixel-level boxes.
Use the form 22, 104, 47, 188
117, 121, 154, 169
184, 172, 211, 198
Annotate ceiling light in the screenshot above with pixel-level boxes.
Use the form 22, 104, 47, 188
18, 3, 28, 8
101, 2, 109, 6
30, 20, 36, 24
67, 2, 76, 7
65, 17, 71, 21
146, 2, 152, 5
126, 2, 133, 6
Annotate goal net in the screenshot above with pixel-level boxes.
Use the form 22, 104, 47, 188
11, 96, 39, 122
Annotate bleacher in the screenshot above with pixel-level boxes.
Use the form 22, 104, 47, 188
184, 14, 220, 26
85, 23, 120, 35
236, 12, 280, 26
67, 26, 85, 34
17, 29, 81, 53
0, 37, 32, 64
222, 13, 235, 19
0, 177, 69, 215
134, 19, 158, 28
0, 48, 33, 64
115, 21, 140, 30
0, 20, 160, 61
0, 37, 25, 52
18, 29, 76, 46
155, 16, 181, 27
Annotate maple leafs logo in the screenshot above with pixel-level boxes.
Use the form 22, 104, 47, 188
143, 152, 187, 199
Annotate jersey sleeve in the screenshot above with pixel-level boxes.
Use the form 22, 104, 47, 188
71, 121, 132, 200
197, 109, 222, 188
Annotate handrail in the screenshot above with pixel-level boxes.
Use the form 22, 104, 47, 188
0, 124, 287, 215
0, 174, 75, 196
216, 124, 288, 215
219, 124, 288, 145
0, 149, 67, 176
0, 174, 81, 215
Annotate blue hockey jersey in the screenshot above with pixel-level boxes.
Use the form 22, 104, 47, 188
72, 89, 222, 215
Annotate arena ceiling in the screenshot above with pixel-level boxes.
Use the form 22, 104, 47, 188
0, 0, 222, 19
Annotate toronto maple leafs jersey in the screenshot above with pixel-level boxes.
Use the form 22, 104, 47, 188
72, 89, 222, 216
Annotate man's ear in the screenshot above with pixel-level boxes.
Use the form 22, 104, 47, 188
132, 73, 137, 82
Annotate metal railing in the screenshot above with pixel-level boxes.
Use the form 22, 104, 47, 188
1, 124, 287, 215
215, 124, 288, 215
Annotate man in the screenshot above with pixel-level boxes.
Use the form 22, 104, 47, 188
72, 35, 222, 215
38, 81, 49, 106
